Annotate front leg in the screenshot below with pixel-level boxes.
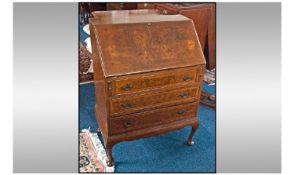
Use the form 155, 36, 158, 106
105, 146, 114, 167
105, 141, 114, 167
187, 122, 199, 146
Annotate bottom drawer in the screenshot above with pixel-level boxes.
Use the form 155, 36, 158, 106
110, 102, 197, 135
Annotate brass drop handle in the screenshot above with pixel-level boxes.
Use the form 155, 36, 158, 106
180, 92, 189, 98
121, 102, 133, 109
183, 75, 192, 81
123, 120, 133, 128
177, 110, 187, 115
122, 83, 133, 91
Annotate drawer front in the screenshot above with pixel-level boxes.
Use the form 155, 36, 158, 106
110, 86, 200, 115
110, 102, 197, 135
109, 66, 203, 96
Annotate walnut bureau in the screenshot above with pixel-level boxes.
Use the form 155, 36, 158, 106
89, 9, 206, 166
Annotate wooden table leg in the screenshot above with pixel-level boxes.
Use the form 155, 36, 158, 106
187, 122, 199, 146
105, 146, 114, 167
105, 140, 114, 167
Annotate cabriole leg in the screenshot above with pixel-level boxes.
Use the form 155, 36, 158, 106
187, 122, 199, 146
105, 145, 114, 167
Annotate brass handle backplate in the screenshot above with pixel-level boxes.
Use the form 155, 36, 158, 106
183, 75, 192, 81
123, 120, 133, 128
121, 102, 133, 109
180, 92, 189, 98
177, 110, 187, 115
122, 83, 133, 91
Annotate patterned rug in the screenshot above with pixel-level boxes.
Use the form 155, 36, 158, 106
79, 42, 94, 83
79, 129, 115, 172
203, 68, 215, 85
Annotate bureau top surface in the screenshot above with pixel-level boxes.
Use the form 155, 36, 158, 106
91, 9, 190, 24
90, 9, 206, 77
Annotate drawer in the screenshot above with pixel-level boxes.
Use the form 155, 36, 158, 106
108, 66, 204, 96
110, 102, 197, 135
110, 85, 200, 115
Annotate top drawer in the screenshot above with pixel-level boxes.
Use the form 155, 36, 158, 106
107, 66, 204, 96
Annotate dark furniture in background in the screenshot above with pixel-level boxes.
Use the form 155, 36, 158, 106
137, 3, 156, 9
79, 3, 107, 82
80, 2, 107, 15
90, 10, 206, 166
106, 2, 137, 10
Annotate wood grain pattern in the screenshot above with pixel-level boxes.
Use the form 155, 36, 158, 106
110, 102, 198, 135
109, 66, 203, 96
110, 86, 199, 115
90, 14, 205, 77
109, 117, 199, 147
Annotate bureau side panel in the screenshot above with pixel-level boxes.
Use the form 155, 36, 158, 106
94, 82, 109, 137
90, 20, 109, 137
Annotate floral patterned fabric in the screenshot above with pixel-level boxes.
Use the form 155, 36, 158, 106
80, 42, 93, 83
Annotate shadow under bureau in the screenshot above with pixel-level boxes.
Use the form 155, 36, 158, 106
89, 9, 206, 166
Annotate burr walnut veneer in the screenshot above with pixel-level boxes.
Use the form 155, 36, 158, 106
90, 9, 206, 166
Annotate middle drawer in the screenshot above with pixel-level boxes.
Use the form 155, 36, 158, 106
109, 86, 200, 116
